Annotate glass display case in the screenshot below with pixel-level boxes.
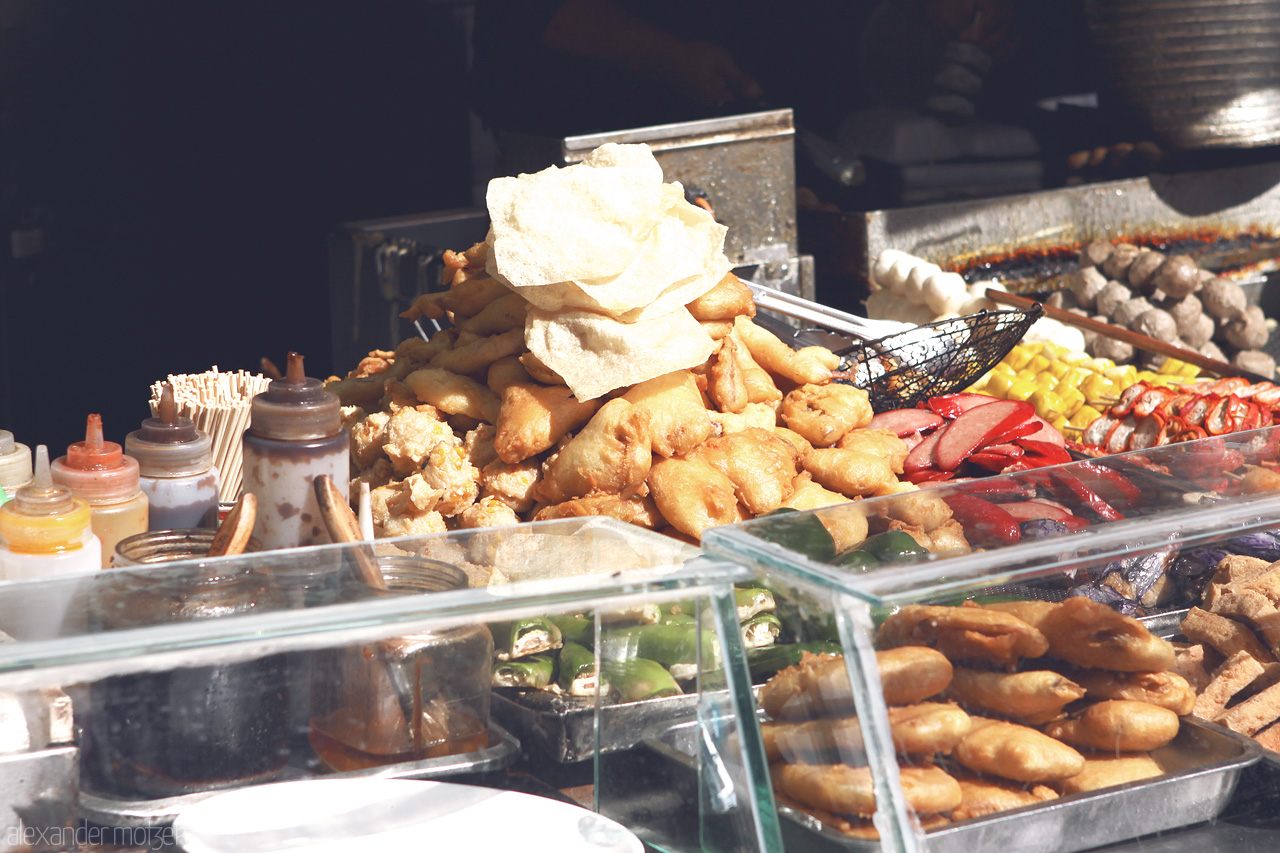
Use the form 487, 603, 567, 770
702, 427, 1280, 853
0, 517, 780, 853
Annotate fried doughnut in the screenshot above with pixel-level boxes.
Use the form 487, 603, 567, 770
1043, 700, 1180, 752
1070, 669, 1196, 715
494, 382, 601, 464
953, 718, 1085, 782
950, 772, 1058, 821
1038, 597, 1175, 672
762, 703, 970, 762
621, 370, 714, 458
877, 605, 1049, 667
776, 763, 962, 818
878, 646, 954, 705
782, 383, 875, 447
1055, 753, 1163, 795
945, 667, 1085, 719
535, 398, 652, 503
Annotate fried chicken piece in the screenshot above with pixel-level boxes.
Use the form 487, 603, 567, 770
536, 398, 652, 503
776, 763, 961, 819
950, 772, 1058, 821
404, 367, 502, 424
685, 271, 755, 321
954, 717, 1085, 782
647, 455, 745, 540
781, 383, 875, 448
945, 668, 1085, 720
692, 428, 799, 515
1070, 669, 1196, 715
382, 406, 459, 476
494, 382, 601, 465
621, 371, 714, 458
1055, 753, 1164, 795
532, 493, 665, 529
877, 605, 1049, 668
1037, 597, 1175, 672
803, 447, 896, 499
707, 335, 750, 414
1044, 700, 1180, 752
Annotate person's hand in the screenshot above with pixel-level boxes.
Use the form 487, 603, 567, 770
659, 42, 763, 108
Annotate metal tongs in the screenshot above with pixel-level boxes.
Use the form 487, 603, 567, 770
743, 281, 916, 344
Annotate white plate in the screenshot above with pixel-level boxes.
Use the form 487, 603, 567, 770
172, 778, 645, 853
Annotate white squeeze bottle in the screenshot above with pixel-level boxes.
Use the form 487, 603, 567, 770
0, 430, 33, 507
0, 445, 102, 579
125, 382, 220, 530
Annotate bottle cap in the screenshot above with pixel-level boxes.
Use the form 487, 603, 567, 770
50, 415, 142, 505
125, 383, 215, 477
0, 430, 33, 493
248, 352, 342, 440
0, 446, 92, 552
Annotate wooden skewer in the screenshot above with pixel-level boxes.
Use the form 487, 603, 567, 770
314, 474, 387, 591
985, 289, 1275, 385
207, 492, 257, 557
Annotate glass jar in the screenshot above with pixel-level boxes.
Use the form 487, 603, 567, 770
307, 556, 493, 772
113, 528, 261, 565
80, 548, 289, 799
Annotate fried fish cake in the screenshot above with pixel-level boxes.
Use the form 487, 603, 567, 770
1070, 669, 1196, 716
1055, 753, 1164, 795
945, 667, 1086, 720
877, 605, 1049, 667
953, 718, 1086, 782
1043, 700, 1180, 752
1038, 597, 1176, 672
949, 772, 1058, 821
776, 763, 962, 818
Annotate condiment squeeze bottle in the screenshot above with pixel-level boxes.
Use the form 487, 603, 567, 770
126, 383, 220, 530
0, 430, 33, 506
51, 415, 148, 568
0, 445, 102, 579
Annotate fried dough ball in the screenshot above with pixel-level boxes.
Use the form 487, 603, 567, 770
776, 763, 962, 818
1043, 700, 1180, 752
404, 367, 502, 424
876, 605, 1049, 667
838, 428, 909, 474
532, 493, 665, 529
878, 646, 955, 705
647, 455, 745, 540
734, 316, 837, 386
706, 335, 750, 414
479, 457, 541, 514
1055, 753, 1164, 795
685, 271, 756, 321
494, 382, 601, 464
536, 398, 652, 503
1069, 669, 1196, 715
692, 428, 800, 515
945, 667, 1086, 720
1037, 597, 1175, 672
803, 447, 896, 498
954, 717, 1086, 782
950, 772, 1058, 821
383, 406, 459, 476
782, 383, 874, 447
455, 495, 521, 529
621, 371, 714, 457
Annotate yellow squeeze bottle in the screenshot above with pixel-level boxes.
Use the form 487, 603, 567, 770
0, 445, 102, 579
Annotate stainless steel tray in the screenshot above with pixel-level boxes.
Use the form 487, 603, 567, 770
79, 720, 520, 828
646, 717, 1260, 853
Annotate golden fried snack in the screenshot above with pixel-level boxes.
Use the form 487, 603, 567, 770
455, 496, 521, 529
382, 406, 460, 475
1071, 669, 1196, 715
945, 667, 1085, 720
776, 763, 962, 818
878, 646, 954, 705
536, 398, 652, 503
764, 704, 971, 764
724, 329, 784, 407
1044, 700, 1180, 752
954, 718, 1086, 782
621, 371, 714, 458
1038, 597, 1176, 672
759, 652, 854, 721
1181, 606, 1277, 665
494, 382, 601, 464
326, 375, 389, 409
1194, 650, 1266, 720
647, 455, 746, 540
486, 355, 532, 396
692, 428, 800, 515
877, 605, 1049, 667
838, 428, 910, 474
518, 351, 566, 385
401, 274, 509, 322
734, 316, 835, 386
921, 519, 971, 555
699, 320, 735, 340
428, 327, 526, 376
872, 481, 954, 532
478, 457, 540, 514
1056, 753, 1163, 795
781, 383, 875, 448
982, 600, 1057, 628
706, 335, 750, 414
950, 772, 1058, 821
403, 368, 502, 426
1214, 680, 1280, 736
772, 788, 953, 840
772, 427, 812, 454
708, 402, 780, 436
453, 290, 529, 335
1212, 554, 1274, 585
685, 271, 755, 321
532, 493, 664, 529
803, 448, 896, 499
889, 703, 973, 755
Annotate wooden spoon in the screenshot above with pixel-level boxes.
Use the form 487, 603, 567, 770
314, 475, 387, 591
207, 492, 257, 557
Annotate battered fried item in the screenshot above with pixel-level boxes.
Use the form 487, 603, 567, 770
954, 718, 1086, 782
1214, 680, 1280, 737
382, 406, 461, 475
838, 428, 910, 474
428, 327, 527, 376
889, 702, 973, 755
532, 493, 664, 529
1194, 650, 1266, 720
699, 320, 734, 339
803, 448, 897, 499
772, 427, 812, 454
621, 370, 714, 457
708, 402, 779, 435
1055, 753, 1164, 795
945, 667, 1086, 719
781, 384, 875, 448
1038, 597, 1176, 672
404, 367, 502, 424
685, 271, 755, 321
878, 646, 955, 705
454, 290, 529, 335
536, 398, 652, 503
647, 455, 746, 540
1043, 700, 1180, 752
493, 382, 601, 464
518, 351, 566, 385
706, 335, 750, 414
759, 652, 856, 721
455, 495, 521, 529
725, 329, 784, 406
762, 703, 971, 763
734, 316, 837, 386
692, 428, 800, 515
479, 457, 541, 514
877, 605, 1050, 667
486, 355, 532, 396
400, 274, 508, 322
872, 480, 955, 532
950, 772, 1058, 821
1071, 669, 1196, 715
922, 519, 971, 555
982, 600, 1057, 628
776, 763, 962, 818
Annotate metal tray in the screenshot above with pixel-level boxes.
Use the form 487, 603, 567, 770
79, 720, 520, 828
646, 717, 1260, 853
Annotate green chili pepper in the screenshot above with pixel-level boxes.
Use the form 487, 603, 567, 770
602, 658, 682, 702
492, 654, 555, 689
746, 641, 842, 678
557, 641, 606, 697
735, 587, 776, 621
857, 530, 928, 563
754, 507, 837, 562
548, 612, 594, 646
490, 617, 563, 661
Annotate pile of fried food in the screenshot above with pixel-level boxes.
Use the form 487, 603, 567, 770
329, 243, 958, 546
1177, 553, 1280, 752
759, 597, 1190, 838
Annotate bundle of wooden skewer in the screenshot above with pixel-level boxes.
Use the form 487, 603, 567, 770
149, 368, 271, 502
